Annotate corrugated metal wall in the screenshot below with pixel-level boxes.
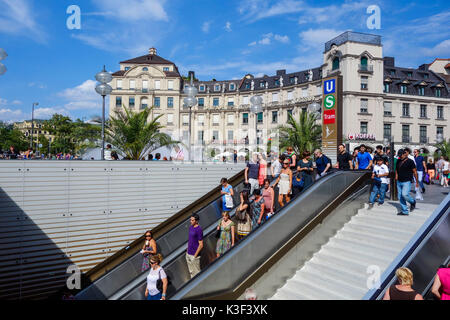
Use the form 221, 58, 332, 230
0, 161, 244, 299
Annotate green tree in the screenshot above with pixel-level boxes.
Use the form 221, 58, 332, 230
106, 106, 179, 160
43, 114, 75, 154
0, 121, 29, 152
434, 139, 450, 159
278, 111, 322, 156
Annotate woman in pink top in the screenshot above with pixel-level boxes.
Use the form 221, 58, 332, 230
258, 153, 267, 187
431, 264, 450, 300
261, 179, 274, 219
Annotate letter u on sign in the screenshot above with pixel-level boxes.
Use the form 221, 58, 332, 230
324, 79, 336, 94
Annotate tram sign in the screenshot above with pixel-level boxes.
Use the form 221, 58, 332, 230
321, 75, 342, 162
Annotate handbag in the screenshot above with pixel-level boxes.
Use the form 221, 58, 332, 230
225, 194, 234, 208
424, 173, 430, 185
215, 219, 222, 239
292, 173, 304, 188
156, 268, 170, 292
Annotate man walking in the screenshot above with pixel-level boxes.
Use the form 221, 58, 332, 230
335, 144, 353, 170
396, 150, 419, 216
186, 213, 203, 278
355, 144, 372, 170
368, 156, 389, 208
245, 153, 260, 194
413, 149, 427, 194
314, 149, 331, 179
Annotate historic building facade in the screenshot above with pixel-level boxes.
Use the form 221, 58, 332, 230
110, 31, 449, 159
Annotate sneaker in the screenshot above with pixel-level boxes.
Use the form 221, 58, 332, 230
422, 187, 425, 194
410, 201, 416, 212
397, 212, 409, 216
368, 203, 374, 210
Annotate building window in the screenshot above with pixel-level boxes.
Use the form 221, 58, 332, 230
142, 67, 148, 71
384, 83, 390, 93
141, 98, 148, 109
154, 80, 160, 90
436, 88, 442, 97
129, 80, 135, 90
212, 131, 219, 140
402, 103, 410, 117
418, 87, 425, 96
287, 91, 293, 100
360, 122, 368, 134
437, 127, 444, 138
198, 130, 204, 143
383, 101, 392, 116
257, 112, 263, 124
212, 114, 220, 125
154, 113, 160, 122
274, 79, 280, 86
182, 115, 189, 125
302, 87, 308, 97
167, 80, 174, 90
198, 98, 204, 107
361, 76, 368, 90
117, 80, 122, 89
272, 111, 278, 123
243, 96, 249, 105
213, 98, 219, 107
142, 80, 148, 93
228, 130, 233, 141
227, 114, 234, 124
163, 67, 169, 71
167, 97, 174, 108
227, 98, 234, 106
199, 85, 205, 92
361, 56, 368, 66
332, 57, 339, 70
272, 93, 278, 102
437, 106, 444, 119
402, 125, 410, 143
167, 114, 174, 125
383, 123, 391, 140
154, 97, 160, 108
182, 130, 189, 142
401, 85, 407, 94
229, 83, 235, 91
243, 113, 249, 124
423, 74, 429, 79
116, 96, 122, 107
289, 77, 295, 84
360, 99, 368, 113
214, 85, 220, 92
129, 97, 135, 108
420, 126, 427, 143
316, 85, 321, 95
125, 67, 130, 71
260, 81, 265, 88
420, 104, 427, 118
407, 71, 413, 77
390, 69, 395, 76
198, 115, 204, 125
287, 109, 293, 118
245, 82, 251, 89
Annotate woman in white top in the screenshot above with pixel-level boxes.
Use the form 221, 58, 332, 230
271, 159, 293, 207
145, 254, 168, 300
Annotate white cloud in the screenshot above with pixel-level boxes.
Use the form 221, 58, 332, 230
239, 0, 306, 22
225, 21, 232, 32
299, 28, 345, 50
34, 107, 69, 119
202, 21, 211, 33
28, 82, 47, 89
0, 108, 25, 122
11, 100, 22, 105
274, 34, 290, 43
422, 39, 450, 57
248, 32, 290, 46
58, 80, 101, 110
0, 0, 47, 42
94, 0, 168, 22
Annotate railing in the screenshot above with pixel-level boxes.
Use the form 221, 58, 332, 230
359, 64, 373, 72
402, 135, 412, 143
420, 136, 429, 144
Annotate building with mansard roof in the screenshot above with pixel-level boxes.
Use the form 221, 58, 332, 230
109, 32, 449, 160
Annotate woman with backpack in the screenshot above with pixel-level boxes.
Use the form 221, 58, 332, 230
236, 191, 252, 240
220, 178, 234, 212
144, 253, 168, 300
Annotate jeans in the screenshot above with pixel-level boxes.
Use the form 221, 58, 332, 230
147, 292, 162, 300
417, 171, 425, 190
397, 181, 415, 214
369, 183, 387, 204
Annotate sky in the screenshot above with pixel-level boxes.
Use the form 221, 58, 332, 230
0, 0, 449, 123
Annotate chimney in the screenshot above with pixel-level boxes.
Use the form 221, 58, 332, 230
383, 57, 395, 67
149, 47, 157, 55
276, 69, 286, 76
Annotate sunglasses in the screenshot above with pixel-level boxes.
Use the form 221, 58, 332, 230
145, 235, 151, 238
150, 261, 157, 264
283, 163, 289, 165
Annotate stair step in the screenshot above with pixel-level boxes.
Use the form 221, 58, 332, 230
349, 215, 421, 234
280, 276, 346, 300
326, 237, 399, 262
335, 229, 407, 253
343, 222, 413, 243
286, 275, 357, 300
320, 241, 393, 266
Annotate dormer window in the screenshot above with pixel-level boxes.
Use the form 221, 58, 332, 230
163, 67, 169, 71
289, 77, 295, 84
199, 85, 205, 92
401, 84, 407, 94
407, 71, 413, 77
260, 81, 265, 88
143, 67, 148, 71
229, 83, 235, 91
436, 88, 442, 97
274, 79, 280, 86
214, 84, 220, 92
390, 69, 395, 76
245, 83, 250, 89
332, 57, 339, 70
361, 56, 368, 66
125, 67, 130, 71
423, 73, 429, 79
418, 87, 425, 96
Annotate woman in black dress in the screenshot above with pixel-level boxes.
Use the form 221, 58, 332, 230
297, 151, 314, 189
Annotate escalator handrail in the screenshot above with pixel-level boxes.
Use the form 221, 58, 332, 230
170, 170, 371, 300
363, 192, 450, 300
81, 167, 246, 285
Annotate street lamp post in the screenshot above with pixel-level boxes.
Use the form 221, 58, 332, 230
31, 102, 39, 151
250, 96, 263, 152
183, 76, 198, 161
95, 66, 113, 160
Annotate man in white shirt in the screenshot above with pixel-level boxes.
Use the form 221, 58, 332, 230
368, 156, 389, 208
104, 144, 113, 161
271, 155, 282, 181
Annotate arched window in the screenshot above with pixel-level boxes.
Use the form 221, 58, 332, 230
142, 67, 148, 71
332, 57, 340, 70
361, 56, 368, 66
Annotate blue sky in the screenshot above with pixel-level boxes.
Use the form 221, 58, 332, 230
0, 0, 449, 122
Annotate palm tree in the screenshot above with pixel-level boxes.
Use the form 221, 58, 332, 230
106, 106, 180, 160
434, 138, 450, 159
278, 111, 322, 155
